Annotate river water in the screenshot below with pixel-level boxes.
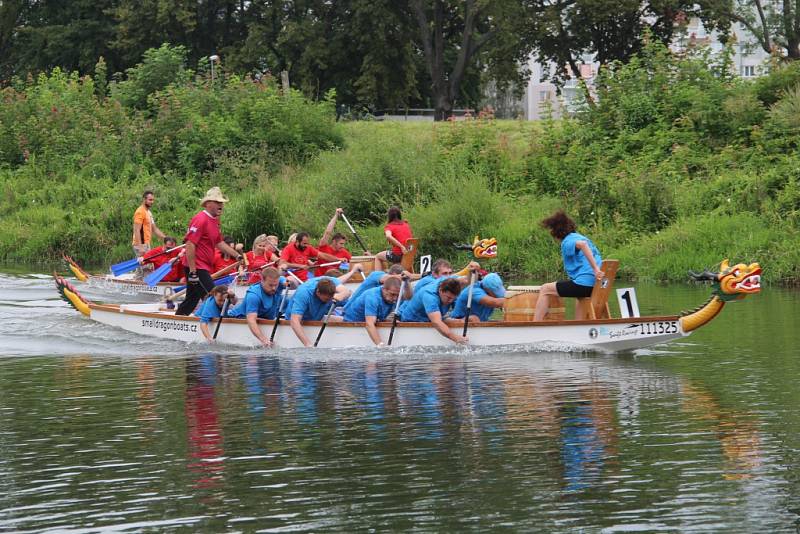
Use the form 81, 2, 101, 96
1, 272, 799, 532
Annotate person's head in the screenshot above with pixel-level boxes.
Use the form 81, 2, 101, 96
314, 278, 336, 303
431, 259, 453, 278
541, 210, 576, 241
295, 232, 310, 250
481, 272, 506, 298
387, 206, 402, 222
266, 235, 279, 252
210, 285, 229, 306
330, 232, 347, 251
200, 186, 229, 217
381, 277, 402, 303
163, 236, 177, 248
323, 268, 344, 277
260, 267, 281, 294
142, 190, 155, 208
388, 263, 405, 275
252, 234, 270, 255
438, 278, 462, 305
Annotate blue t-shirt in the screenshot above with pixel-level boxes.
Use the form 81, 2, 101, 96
348, 270, 385, 303
344, 286, 395, 322
413, 274, 438, 291
290, 276, 342, 321
228, 277, 287, 320
195, 296, 224, 324
398, 278, 455, 322
561, 232, 602, 287
451, 284, 494, 321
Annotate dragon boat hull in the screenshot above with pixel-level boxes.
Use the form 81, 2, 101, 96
86, 302, 688, 352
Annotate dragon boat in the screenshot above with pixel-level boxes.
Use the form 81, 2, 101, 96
54, 259, 761, 352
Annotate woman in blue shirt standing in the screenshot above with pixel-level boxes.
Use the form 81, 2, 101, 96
533, 210, 604, 321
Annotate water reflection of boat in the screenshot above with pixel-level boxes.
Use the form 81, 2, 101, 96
54, 260, 761, 352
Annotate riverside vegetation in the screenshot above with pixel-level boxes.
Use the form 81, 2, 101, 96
1, 41, 798, 283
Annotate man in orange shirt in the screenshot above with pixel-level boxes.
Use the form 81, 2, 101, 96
132, 190, 165, 257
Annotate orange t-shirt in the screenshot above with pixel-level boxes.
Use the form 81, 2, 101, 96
132, 205, 154, 246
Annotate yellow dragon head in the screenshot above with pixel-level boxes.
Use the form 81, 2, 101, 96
717, 259, 762, 299
691, 259, 762, 301
471, 235, 497, 258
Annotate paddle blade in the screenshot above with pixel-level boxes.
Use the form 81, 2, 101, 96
214, 274, 236, 286
110, 257, 141, 277
143, 262, 173, 286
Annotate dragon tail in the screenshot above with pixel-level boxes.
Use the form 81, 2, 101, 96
55, 273, 91, 316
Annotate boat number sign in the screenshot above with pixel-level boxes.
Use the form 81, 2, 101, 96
589, 321, 679, 339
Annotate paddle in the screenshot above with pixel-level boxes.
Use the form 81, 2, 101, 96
387, 277, 408, 346
143, 256, 181, 286
313, 300, 337, 347
212, 296, 232, 340
340, 212, 370, 254
269, 281, 290, 343
462, 271, 477, 338
111, 244, 185, 277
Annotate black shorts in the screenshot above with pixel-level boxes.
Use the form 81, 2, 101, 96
385, 250, 403, 264
556, 280, 593, 298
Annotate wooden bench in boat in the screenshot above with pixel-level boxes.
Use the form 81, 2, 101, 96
503, 259, 619, 321
350, 238, 419, 274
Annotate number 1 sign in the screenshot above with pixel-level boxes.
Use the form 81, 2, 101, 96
616, 288, 641, 318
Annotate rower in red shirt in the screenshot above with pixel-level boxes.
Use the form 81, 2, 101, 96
244, 234, 281, 284
141, 236, 185, 282
213, 236, 242, 273
374, 206, 413, 272
315, 208, 352, 276
279, 231, 341, 282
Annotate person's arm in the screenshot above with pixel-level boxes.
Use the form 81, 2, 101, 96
316, 250, 342, 263
576, 241, 604, 279
427, 310, 467, 344
384, 230, 407, 254
199, 322, 214, 342
364, 316, 384, 346
290, 313, 313, 347
319, 208, 342, 247
185, 241, 197, 273
246, 312, 271, 347
334, 285, 352, 302
477, 295, 506, 309
217, 240, 243, 261
133, 222, 144, 246
337, 265, 363, 284
151, 218, 165, 240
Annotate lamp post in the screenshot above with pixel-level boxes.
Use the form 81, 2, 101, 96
209, 54, 220, 84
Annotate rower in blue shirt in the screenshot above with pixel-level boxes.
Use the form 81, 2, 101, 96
289, 276, 351, 347
227, 266, 288, 347
398, 277, 467, 344
451, 272, 507, 322
343, 277, 403, 346
195, 284, 237, 343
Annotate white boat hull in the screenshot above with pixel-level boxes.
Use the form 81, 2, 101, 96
88, 303, 690, 352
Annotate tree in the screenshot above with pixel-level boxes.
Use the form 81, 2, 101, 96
701, 0, 800, 59
409, 0, 535, 120
527, 0, 731, 87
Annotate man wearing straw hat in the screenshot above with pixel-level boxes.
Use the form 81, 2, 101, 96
175, 187, 244, 316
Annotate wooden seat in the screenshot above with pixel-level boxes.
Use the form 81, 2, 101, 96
400, 238, 419, 273
504, 288, 565, 321
575, 259, 619, 320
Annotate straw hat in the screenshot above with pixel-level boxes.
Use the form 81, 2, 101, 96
200, 186, 229, 205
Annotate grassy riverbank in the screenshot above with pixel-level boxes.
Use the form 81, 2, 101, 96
1, 40, 798, 283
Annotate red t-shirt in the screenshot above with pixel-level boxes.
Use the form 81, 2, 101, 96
245, 250, 275, 284
384, 220, 413, 256
162, 261, 184, 283
143, 245, 181, 268
213, 250, 238, 274
314, 244, 351, 276
182, 210, 222, 272
280, 242, 320, 281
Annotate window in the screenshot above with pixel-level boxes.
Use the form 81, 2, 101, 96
741, 65, 756, 77
539, 90, 550, 102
